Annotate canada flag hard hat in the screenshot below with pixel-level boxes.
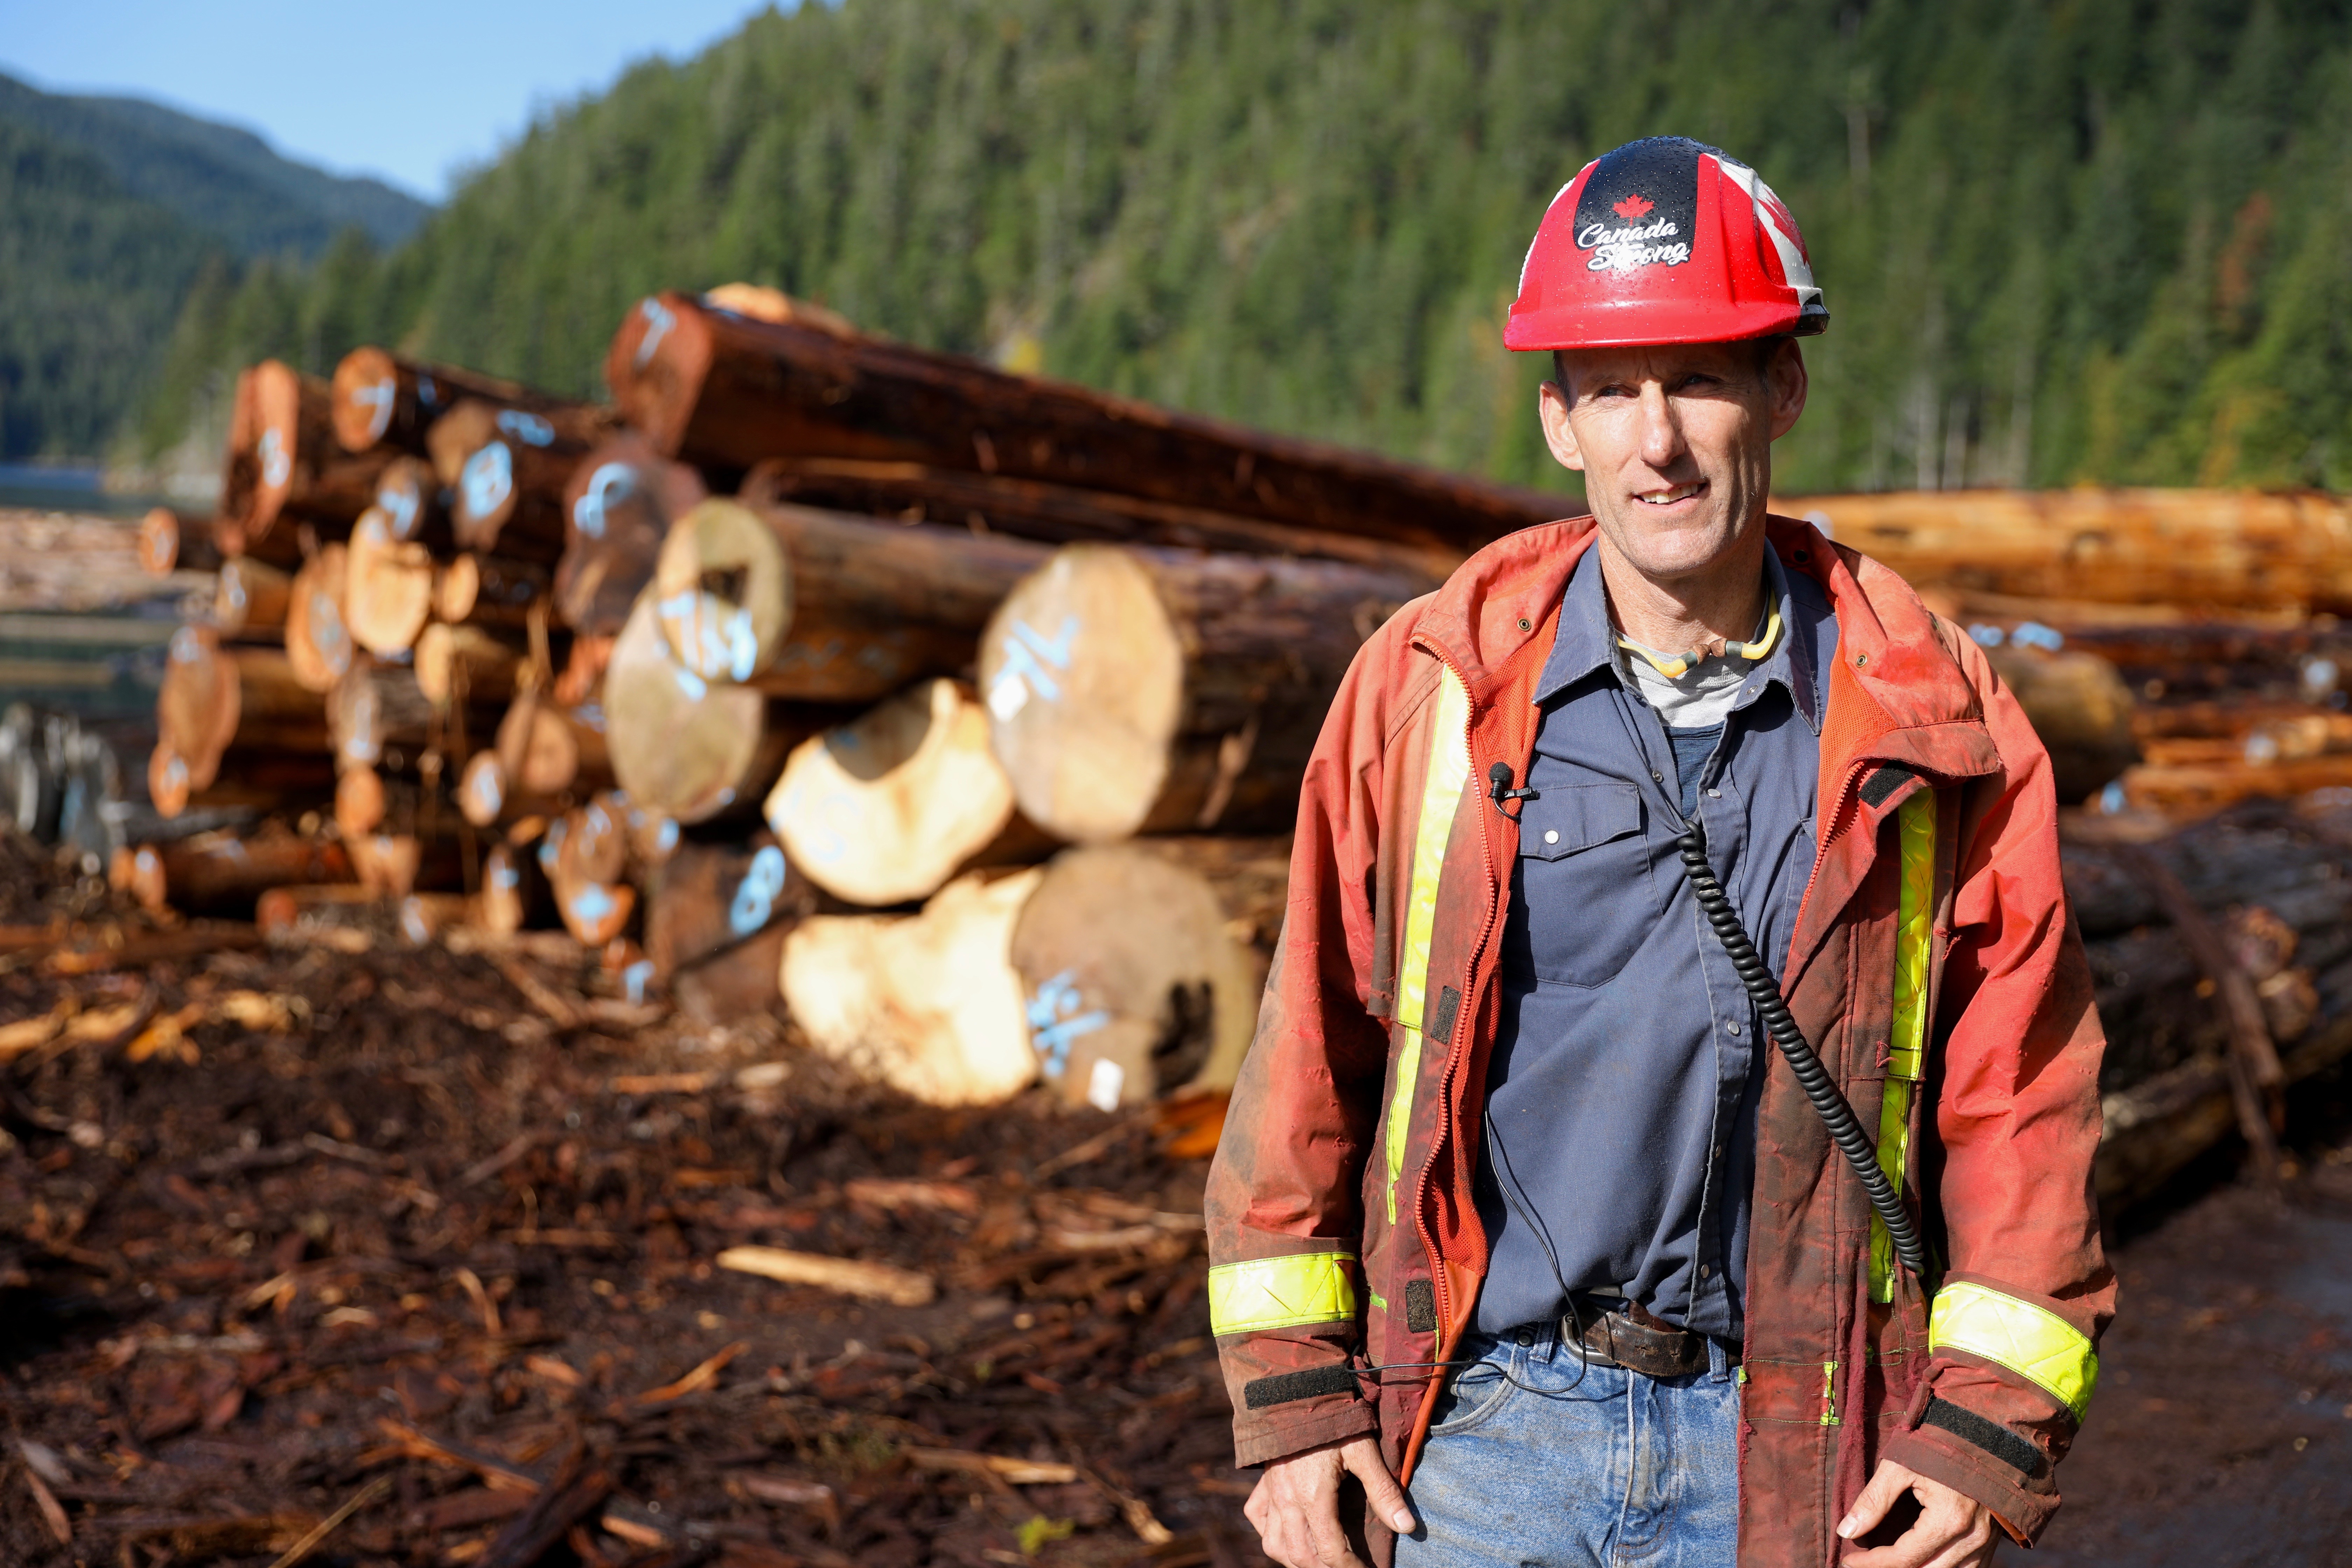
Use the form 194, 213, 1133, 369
1504, 136, 1828, 350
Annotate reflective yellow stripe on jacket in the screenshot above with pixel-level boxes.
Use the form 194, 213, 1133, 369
1930, 1279, 2099, 1420
1384, 667, 1472, 1225
1871, 790, 1937, 1302
1208, 1251, 1360, 1336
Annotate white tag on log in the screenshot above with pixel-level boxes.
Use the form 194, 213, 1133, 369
987, 673, 1030, 721
1086, 1056, 1126, 1112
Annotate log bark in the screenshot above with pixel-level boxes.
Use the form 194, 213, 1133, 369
343, 508, 438, 654
226, 360, 395, 545
606, 290, 1560, 555
328, 659, 499, 775
603, 593, 829, 823
740, 457, 1461, 583
1783, 488, 2352, 615
285, 544, 357, 693
1007, 843, 1264, 1108
645, 832, 815, 979
2109, 844, 2285, 1178
112, 829, 352, 916
1982, 646, 2141, 805
672, 923, 788, 1024
425, 398, 617, 558
139, 507, 220, 576
155, 629, 326, 792
763, 678, 1053, 907
213, 558, 291, 638
330, 345, 571, 456
148, 742, 334, 820
556, 435, 706, 636
650, 497, 1048, 702
981, 542, 1423, 842
780, 867, 1045, 1106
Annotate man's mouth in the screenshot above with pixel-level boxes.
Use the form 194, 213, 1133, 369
1633, 481, 1704, 506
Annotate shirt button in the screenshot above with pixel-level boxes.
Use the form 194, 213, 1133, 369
1727, 1021, 1742, 1036
1707, 788, 1721, 798
1651, 770, 1664, 782
1544, 829, 1559, 845
1515, 1326, 1535, 1346
1699, 1265, 1712, 1279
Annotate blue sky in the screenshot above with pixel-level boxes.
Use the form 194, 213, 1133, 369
0, 0, 784, 202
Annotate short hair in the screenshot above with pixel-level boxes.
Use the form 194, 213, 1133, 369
1550, 335, 1791, 392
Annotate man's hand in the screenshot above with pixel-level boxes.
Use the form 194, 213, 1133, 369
1837, 1459, 2000, 1567
1244, 1435, 1418, 1568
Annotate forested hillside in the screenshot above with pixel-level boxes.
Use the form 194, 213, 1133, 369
128, 1, 2352, 493
0, 71, 430, 461
0, 115, 220, 459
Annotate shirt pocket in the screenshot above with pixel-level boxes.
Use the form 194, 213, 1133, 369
1511, 781, 1657, 988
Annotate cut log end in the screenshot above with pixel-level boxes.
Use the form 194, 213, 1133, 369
344, 509, 437, 655
651, 498, 791, 682
155, 626, 241, 792
605, 594, 783, 823
286, 545, 356, 693
332, 345, 402, 452
980, 546, 1184, 844
781, 868, 1045, 1106
766, 678, 1040, 906
1009, 844, 1262, 1107
138, 507, 181, 575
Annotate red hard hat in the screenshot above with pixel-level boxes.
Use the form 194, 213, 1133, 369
1504, 137, 1828, 351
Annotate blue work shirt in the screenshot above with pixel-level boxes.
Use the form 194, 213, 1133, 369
1474, 540, 1835, 1341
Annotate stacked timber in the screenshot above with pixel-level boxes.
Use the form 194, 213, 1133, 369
1787, 489, 2352, 815
118, 289, 2352, 1196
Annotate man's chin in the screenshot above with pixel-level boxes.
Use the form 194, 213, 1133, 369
1593, 513, 1748, 582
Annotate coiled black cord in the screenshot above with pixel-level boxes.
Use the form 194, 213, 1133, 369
1674, 822, 1927, 1279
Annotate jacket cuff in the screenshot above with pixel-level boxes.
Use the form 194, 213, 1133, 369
1233, 1401, 1382, 1470
1881, 1387, 2059, 1545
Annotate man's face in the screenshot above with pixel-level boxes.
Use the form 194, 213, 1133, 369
1538, 340, 1807, 584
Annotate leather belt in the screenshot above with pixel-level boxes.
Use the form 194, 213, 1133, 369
1559, 1297, 1729, 1379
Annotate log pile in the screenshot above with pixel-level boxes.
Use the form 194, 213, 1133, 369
1786, 488, 2352, 818
91, 295, 2352, 1184
120, 284, 1519, 1112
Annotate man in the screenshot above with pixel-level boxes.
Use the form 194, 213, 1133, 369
1206, 136, 2114, 1568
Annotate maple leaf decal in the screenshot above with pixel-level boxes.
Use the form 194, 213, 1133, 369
1614, 193, 1655, 220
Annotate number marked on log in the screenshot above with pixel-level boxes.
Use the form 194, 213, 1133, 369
573, 461, 637, 539
1026, 968, 1111, 1080
496, 409, 556, 447
257, 426, 292, 490
636, 297, 676, 369
355, 376, 396, 443
989, 615, 1079, 717
461, 441, 514, 521
730, 845, 789, 936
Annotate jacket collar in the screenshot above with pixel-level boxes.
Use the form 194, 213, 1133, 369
1412, 512, 1998, 794
1533, 535, 1825, 734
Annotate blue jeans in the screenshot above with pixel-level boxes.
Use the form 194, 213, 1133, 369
1394, 1321, 1741, 1567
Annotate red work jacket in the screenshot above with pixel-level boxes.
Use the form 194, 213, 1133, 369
1204, 516, 2116, 1566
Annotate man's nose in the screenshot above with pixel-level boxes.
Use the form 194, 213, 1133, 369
1636, 381, 1686, 470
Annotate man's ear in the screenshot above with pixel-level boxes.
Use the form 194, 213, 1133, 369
1539, 379, 1586, 472
1766, 341, 1809, 441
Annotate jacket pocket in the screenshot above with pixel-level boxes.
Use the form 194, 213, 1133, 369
1508, 782, 1656, 988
